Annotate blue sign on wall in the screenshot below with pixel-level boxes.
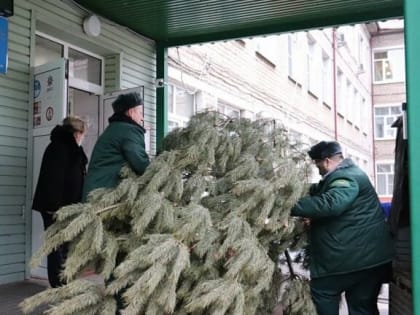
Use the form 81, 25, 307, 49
0, 17, 8, 74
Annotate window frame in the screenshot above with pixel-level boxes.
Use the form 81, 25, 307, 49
307, 34, 320, 97
336, 68, 345, 116
372, 46, 406, 84
167, 84, 196, 132
217, 100, 241, 119
287, 33, 303, 83
374, 104, 402, 140
255, 35, 278, 66
322, 51, 332, 106
36, 32, 104, 95
375, 161, 395, 197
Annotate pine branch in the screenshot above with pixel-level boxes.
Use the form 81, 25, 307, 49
97, 232, 119, 280
98, 296, 117, 315
161, 169, 184, 202
280, 278, 317, 315
95, 203, 123, 215
173, 203, 213, 245
62, 219, 102, 281
143, 243, 190, 314
54, 203, 85, 221
30, 210, 97, 269
120, 263, 167, 314
20, 280, 100, 314
131, 193, 164, 236
217, 216, 253, 258
46, 291, 102, 315
184, 279, 244, 314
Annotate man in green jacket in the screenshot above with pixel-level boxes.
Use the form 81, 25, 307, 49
82, 92, 150, 313
291, 141, 394, 315
83, 92, 150, 199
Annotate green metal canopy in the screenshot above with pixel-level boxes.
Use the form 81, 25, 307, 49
74, 0, 403, 46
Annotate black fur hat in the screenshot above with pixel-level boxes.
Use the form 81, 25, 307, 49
112, 92, 143, 113
308, 141, 342, 160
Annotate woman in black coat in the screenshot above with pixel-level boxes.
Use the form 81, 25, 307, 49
32, 116, 88, 288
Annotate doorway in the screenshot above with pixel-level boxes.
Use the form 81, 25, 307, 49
31, 33, 104, 279
68, 88, 99, 158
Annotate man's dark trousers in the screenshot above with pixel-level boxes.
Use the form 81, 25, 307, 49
310, 263, 390, 315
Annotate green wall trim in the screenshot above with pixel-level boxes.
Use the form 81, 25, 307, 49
156, 43, 168, 153
405, 0, 420, 313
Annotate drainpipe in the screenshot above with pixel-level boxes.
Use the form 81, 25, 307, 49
332, 28, 338, 140
369, 35, 377, 185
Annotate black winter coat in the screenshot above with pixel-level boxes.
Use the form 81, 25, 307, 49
32, 125, 88, 213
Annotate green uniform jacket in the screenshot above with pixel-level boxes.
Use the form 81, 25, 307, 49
291, 158, 394, 279
83, 115, 150, 200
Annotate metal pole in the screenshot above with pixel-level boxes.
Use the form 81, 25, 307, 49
156, 42, 168, 153
404, 0, 420, 313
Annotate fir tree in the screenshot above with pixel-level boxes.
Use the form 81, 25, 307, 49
22, 112, 316, 315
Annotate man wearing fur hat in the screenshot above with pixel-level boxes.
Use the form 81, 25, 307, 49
83, 92, 150, 199
291, 141, 394, 315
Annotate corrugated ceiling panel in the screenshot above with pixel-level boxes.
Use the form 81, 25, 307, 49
75, 0, 403, 46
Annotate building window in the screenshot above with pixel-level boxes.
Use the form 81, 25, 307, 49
345, 80, 352, 120
361, 97, 368, 133
240, 110, 255, 120
322, 51, 332, 106
218, 100, 240, 119
358, 35, 364, 67
348, 87, 358, 125
353, 90, 361, 128
373, 48, 405, 83
288, 34, 303, 82
68, 48, 102, 86
307, 35, 320, 96
255, 36, 277, 65
288, 34, 296, 78
168, 85, 195, 131
374, 105, 402, 139
376, 163, 394, 196
35, 35, 63, 67
35, 33, 103, 95
336, 68, 344, 115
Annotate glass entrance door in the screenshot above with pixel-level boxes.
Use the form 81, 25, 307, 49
35, 33, 104, 159
68, 88, 99, 159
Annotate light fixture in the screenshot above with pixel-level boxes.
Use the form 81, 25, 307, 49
83, 15, 101, 37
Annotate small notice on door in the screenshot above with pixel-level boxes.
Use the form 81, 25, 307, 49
33, 64, 64, 128
46, 106, 54, 121
33, 100, 41, 127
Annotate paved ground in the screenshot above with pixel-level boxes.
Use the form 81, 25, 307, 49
0, 278, 388, 315
0, 273, 103, 315
0, 279, 49, 315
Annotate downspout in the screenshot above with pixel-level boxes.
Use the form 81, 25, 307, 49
156, 42, 168, 153
369, 35, 377, 186
332, 28, 338, 140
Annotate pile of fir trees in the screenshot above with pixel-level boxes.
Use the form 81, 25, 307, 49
22, 112, 316, 315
